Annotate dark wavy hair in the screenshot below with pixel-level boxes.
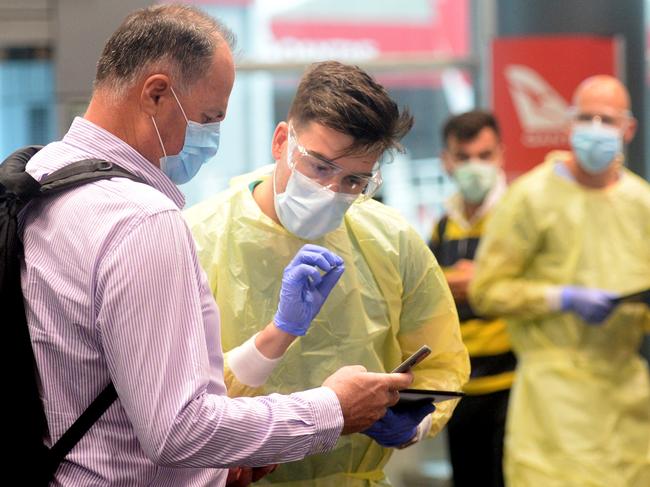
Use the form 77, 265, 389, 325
288, 61, 414, 157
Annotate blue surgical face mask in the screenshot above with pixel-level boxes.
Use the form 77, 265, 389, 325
151, 87, 220, 185
570, 123, 622, 174
273, 167, 357, 240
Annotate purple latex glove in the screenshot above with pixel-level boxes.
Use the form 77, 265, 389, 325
362, 400, 436, 447
560, 286, 618, 324
274, 244, 345, 336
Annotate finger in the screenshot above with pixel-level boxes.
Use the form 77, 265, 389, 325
593, 301, 616, 322
227, 468, 242, 483
251, 464, 277, 482
381, 371, 414, 390
290, 249, 334, 271
239, 467, 253, 485
387, 389, 400, 406
379, 407, 395, 421
316, 264, 345, 296
370, 405, 389, 424
320, 249, 344, 268
592, 310, 611, 323
288, 263, 323, 287
343, 364, 367, 373
412, 400, 437, 418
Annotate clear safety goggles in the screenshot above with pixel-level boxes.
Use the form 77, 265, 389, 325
286, 124, 383, 202
568, 106, 632, 130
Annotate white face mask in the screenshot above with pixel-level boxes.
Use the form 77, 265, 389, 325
451, 159, 499, 204
273, 168, 357, 240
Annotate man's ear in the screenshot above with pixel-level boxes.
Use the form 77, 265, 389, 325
140, 74, 172, 116
623, 117, 637, 145
495, 141, 506, 168
271, 121, 289, 161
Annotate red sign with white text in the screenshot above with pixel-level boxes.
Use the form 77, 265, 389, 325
492, 36, 620, 178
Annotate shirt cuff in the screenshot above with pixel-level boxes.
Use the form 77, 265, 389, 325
546, 286, 563, 311
292, 386, 344, 455
226, 334, 283, 387
415, 413, 433, 442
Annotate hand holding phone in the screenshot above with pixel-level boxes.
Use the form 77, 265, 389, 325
391, 345, 432, 373
390, 345, 465, 407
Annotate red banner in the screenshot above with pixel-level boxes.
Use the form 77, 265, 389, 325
492, 36, 620, 178
270, 0, 468, 57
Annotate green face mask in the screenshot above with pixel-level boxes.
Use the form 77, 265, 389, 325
452, 160, 499, 204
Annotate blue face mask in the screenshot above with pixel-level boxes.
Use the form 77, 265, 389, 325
570, 123, 622, 174
151, 87, 220, 185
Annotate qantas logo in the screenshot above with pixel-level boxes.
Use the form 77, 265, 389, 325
504, 65, 569, 147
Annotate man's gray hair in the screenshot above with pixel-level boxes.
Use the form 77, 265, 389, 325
94, 4, 235, 98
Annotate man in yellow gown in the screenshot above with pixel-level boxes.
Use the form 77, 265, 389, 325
185, 61, 469, 486
470, 75, 650, 487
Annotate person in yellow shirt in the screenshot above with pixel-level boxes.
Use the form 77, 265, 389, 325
429, 110, 511, 487
470, 75, 650, 487
185, 61, 469, 487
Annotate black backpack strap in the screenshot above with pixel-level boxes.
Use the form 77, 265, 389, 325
40, 159, 143, 194
437, 215, 448, 243
428, 215, 448, 257
47, 383, 118, 474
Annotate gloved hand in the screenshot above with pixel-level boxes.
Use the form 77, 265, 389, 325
274, 244, 345, 336
560, 286, 618, 324
361, 400, 436, 448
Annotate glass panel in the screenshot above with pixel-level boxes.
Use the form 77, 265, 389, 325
0, 58, 55, 159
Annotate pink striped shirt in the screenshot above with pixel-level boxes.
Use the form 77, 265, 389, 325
21, 117, 343, 486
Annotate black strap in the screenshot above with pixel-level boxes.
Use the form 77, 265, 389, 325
436, 215, 448, 243
40, 159, 142, 194
428, 215, 448, 257
48, 383, 118, 471
0, 145, 43, 200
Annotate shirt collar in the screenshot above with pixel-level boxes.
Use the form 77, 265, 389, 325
63, 117, 186, 208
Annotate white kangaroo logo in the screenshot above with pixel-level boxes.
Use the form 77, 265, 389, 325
505, 65, 569, 131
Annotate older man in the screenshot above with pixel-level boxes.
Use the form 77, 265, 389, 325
470, 75, 650, 486
16, 5, 411, 485
185, 61, 469, 486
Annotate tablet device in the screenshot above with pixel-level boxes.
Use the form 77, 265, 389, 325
397, 388, 465, 405
611, 288, 650, 306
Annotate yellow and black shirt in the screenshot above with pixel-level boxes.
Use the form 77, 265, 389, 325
429, 209, 515, 395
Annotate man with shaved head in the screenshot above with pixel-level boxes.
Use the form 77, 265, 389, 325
470, 75, 650, 486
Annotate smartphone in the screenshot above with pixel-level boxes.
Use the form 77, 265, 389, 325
391, 345, 432, 373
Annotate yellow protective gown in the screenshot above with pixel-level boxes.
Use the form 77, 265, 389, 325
470, 152, 650, 487
184, 167, 469, 487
